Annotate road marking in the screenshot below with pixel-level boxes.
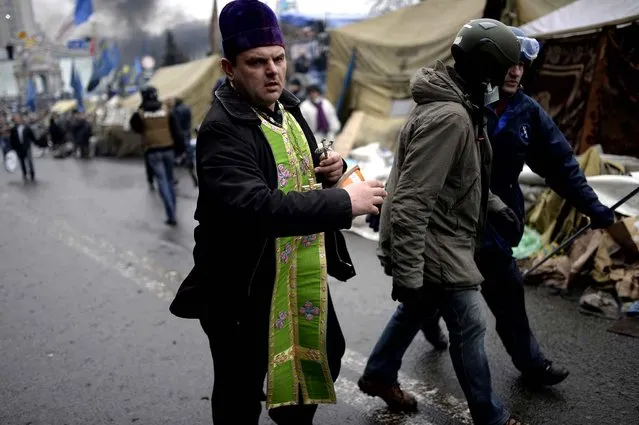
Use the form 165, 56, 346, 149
1, 198, 177, 302
3, 198, 471, 424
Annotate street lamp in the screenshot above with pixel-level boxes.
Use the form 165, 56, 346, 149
5, 14, 11, 19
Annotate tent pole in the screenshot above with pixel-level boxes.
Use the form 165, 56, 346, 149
335, 48, 356, 118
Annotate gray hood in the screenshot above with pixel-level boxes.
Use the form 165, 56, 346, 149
410, 62, 472, 111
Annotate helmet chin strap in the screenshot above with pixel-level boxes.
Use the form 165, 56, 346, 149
468, 80, 500, 108
454, 62, 503, 107
482, 81, 500, 106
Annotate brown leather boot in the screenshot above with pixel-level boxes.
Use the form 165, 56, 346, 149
357, 375, 418, 412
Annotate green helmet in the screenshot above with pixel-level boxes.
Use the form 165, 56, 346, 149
451, 18, 520, 88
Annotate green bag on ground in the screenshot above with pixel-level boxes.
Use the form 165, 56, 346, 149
512, 226, 543, 260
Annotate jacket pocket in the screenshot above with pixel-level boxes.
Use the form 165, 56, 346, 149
452, 174, 482, 234
437, 234, 483, 286
449, 175, 479, 212
169, 268, 201, 319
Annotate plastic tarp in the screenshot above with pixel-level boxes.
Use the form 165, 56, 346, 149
119, 55, 222, 127
326, 0, 484, 118
333, 110, 407, 158
527, 147, 625, 247
51, 99, 79, 114
520, 0, 639, 37
50, 98, 96, 114
588, 175, 639, 217
342, 142, 394, 242
512, 226, 543, 259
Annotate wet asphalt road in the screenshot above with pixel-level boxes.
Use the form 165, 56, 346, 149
1, 156, 638, 425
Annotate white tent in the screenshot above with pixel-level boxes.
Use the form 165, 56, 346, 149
520, 0, 639, 37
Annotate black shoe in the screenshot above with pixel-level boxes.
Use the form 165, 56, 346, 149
522, 360, 569, 387
421, 323, 448, 350
165, 219, 177, 226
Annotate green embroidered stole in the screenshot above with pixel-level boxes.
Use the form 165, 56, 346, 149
257, 106, 336, 409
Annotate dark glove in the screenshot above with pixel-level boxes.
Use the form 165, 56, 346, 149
589, 204, 615, 229
391, 284, 422, 304
379, 256, 393, 276
489, 207, 523, 247
366, 212, 380, 232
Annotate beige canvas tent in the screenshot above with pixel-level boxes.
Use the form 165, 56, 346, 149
96, 56, 222, 157
120, 55, 222, 126
514, 0, 576, 25
326, 0, 485, 118
326, 0, 585, 156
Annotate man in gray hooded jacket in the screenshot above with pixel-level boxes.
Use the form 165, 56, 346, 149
358, 19, 526, 425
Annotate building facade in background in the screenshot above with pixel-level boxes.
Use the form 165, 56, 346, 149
0, 0, 67, 103
1, 0, 41, 58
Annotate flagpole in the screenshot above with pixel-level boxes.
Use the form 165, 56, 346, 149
209, 0, 219, 55
91, 20, 97, 57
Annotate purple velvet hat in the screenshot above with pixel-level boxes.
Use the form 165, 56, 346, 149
220, 0, 285, 60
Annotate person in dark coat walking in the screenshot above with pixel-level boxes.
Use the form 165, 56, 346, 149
9, 113, 36, 181
49, 113, 66, 148
69, 109, 92, 159
169, 2, 386, 425
170, 97, 198, 187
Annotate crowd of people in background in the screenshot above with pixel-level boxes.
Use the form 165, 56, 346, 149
1, 93, 196, 193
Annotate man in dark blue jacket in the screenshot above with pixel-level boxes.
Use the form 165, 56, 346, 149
357, 28, 616, 412
474, 27, 614, 386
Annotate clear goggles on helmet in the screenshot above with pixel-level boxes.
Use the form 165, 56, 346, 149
516, 36, 540, 63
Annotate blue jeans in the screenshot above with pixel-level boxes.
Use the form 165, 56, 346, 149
419, 250, 546, 374
147, 149, 176, 222
364, 286, 509, 425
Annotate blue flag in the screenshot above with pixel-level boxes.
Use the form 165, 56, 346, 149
110, 44, 121, 71
74, 0, 93, 26
336, 48, 356, 114
26, 78, 37, 112
134, 57, 143, 85
71, 60, 85, 111
87, 41, 116, 92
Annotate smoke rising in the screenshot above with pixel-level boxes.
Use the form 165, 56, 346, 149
93, 0, 162, 30
34, 0, 210, 64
